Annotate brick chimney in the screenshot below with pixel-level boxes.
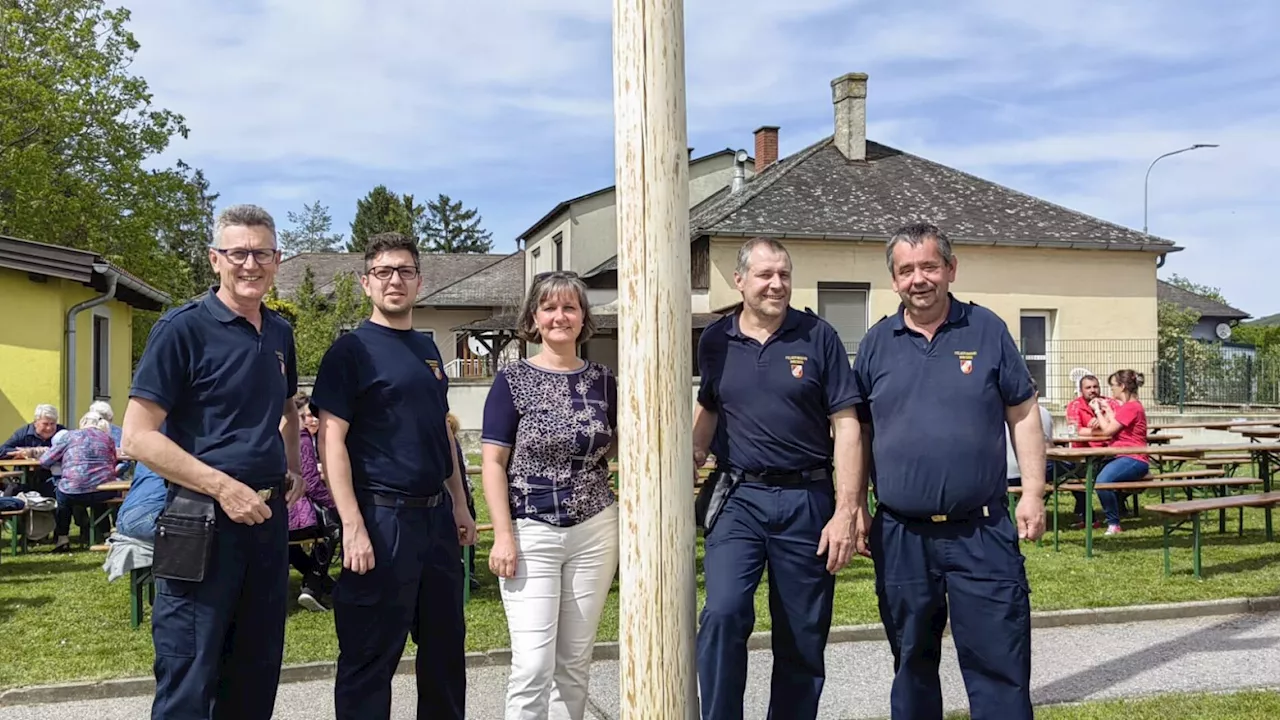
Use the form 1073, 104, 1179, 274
754, 126, 779, 172
831, 72, 868, 161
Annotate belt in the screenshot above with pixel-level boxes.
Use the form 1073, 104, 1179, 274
882, 503, 999, 524
738, 467, 832, 487
252, 481, 287, 502
360, 490, 446, 509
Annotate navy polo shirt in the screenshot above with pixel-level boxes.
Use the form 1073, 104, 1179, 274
130, 289, 297, 484
697, 306, 860, 474
311, 320, 452, 498
853, 296, 1034, 517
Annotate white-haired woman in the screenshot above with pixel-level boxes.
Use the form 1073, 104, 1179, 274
39, 411, 120, 552
481, 270, 619, 720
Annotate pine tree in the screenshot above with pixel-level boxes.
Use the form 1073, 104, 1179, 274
419, 193, 494, 253
348, 185, 416, 252
279, 201, 343, 256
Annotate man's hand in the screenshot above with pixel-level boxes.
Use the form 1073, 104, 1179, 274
454, 499, 477, 547
489, 533, 519, 578
817, 506, 858, 574
853, 505, 872, 558
1016, 494, 1046, 542
214, 476, 272, 525
343, 521, 376, 574
693, 448, 709, 483
1088, 418, 1100, 430
285, 471, 305, 507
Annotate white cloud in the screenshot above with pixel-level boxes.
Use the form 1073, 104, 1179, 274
123, 0, 1280, 315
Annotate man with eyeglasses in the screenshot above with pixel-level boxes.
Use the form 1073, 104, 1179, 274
122, 204, 305, 719
311, 232, 476, 719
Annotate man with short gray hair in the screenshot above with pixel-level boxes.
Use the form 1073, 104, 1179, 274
2, 404, 66, 496
854, 222, 1044, 719
124, 203, 303, 719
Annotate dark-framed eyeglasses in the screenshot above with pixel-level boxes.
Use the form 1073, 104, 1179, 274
533, 270, 580, 282
366, 265, 421, 281
211, 247, 280, 266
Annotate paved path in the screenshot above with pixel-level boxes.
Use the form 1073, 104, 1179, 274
4, 612, 1280, 719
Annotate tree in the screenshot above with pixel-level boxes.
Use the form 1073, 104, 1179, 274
280, 201, 343, 256
419, 193, 494, 253
0, 0, 218, 360
1165, 274, 1227, 304
348, 185, 416, 252
287, 266, 372, 375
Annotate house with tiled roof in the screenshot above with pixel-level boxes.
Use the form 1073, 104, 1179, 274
275, 250, 523, 376
1156, 280, 1250, 341
492, 71, 1184, 402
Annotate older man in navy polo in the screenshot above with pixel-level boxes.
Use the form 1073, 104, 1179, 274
123, 204, 304, 720
854, 223, 1046, 719
693, 237, 868, 720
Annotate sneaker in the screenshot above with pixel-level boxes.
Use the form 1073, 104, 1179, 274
1105, 524, 1123, 535
297, 589, 328, 613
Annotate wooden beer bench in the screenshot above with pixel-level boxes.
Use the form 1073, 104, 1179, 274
1148, 491, 1280, 579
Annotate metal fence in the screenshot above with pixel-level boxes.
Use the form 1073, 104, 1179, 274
1027, 339, 1280, 410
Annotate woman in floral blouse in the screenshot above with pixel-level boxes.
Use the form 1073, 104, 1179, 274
481, 271, 618, 720
40, 410, 118, 552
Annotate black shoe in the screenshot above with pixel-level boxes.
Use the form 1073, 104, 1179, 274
470, 577, 481, 592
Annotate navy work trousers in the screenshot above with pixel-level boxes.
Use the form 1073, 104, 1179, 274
872, 506, 1033, 720
151, 492, 288, 720
697, 481, 835, 720
333, 500, 465, 720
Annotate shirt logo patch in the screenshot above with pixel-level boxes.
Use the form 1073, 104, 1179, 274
786, 354, 807, 379
275, 350, 286, 378
425, 358, 444, 381
955, 350, 977, 375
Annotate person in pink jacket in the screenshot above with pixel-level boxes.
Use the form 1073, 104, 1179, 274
287, 394, 338, 611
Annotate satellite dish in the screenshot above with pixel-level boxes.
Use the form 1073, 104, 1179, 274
1215, 323, 1232, 340
467, 335, 490, 357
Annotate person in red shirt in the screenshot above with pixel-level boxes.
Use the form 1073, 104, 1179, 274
1062, 375, 1120, 528
1090, 370, 1150, 535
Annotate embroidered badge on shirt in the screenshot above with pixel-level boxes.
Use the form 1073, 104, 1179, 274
425, 358, 443, 380
275, 350, 286, 377
786, 354, 807, 379
955, 350, 977, 375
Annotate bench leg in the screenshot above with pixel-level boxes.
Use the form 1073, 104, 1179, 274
1192, 513, 1203, 580
1240, 506, 1245, 538
130, 570, 143, 629
1162, 518, 1172, 578
1218, 487, 1227, 535
7, 516, 16, 557
462, 546, 472, 605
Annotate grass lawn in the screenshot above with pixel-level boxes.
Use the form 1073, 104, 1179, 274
947, 689, 1280, 719
3, 476, 1280, 689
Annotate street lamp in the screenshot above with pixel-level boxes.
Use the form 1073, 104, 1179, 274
1144, 143, 1218, 234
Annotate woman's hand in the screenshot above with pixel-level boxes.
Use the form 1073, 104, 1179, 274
489, 533, 519, 579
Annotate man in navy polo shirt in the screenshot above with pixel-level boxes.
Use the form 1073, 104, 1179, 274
121, 204, 304, 720
853, 223, 1046, 719
693, 237, 868, 720
312, 232, 476, 720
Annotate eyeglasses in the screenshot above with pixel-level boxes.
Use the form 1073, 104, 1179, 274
211, 247, 280, 266
366, 265, 421, 281
533, 270, 580, 282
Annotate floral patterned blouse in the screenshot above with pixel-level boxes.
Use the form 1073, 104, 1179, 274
40, 427, 117, 495
481, 360, 617, 527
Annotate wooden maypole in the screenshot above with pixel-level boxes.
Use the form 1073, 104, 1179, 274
612, 0, 697, 716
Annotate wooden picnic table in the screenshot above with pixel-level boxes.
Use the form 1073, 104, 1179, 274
1051, 434, 1180, 446
1240, 428, 1280, 441
97, 481, 131, 493
1047, 442, 1280, 558
1149, 419, 1280, 432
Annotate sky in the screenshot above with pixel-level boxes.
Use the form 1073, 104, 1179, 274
122, 0, 1279, 316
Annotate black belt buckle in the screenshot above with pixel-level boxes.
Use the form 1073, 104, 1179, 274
365, 491, 445, 509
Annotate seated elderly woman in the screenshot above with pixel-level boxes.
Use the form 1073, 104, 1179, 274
39, 410, 120, 553
1, 404, 66, 497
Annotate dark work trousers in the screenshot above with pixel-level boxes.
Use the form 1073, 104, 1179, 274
54, 488, 119, 538
697, 481, 835, 720
871, 505, 1033, 720
151, 490, 289, 720
333, 500, 465, 720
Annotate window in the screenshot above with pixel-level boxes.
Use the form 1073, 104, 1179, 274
817, 283, 869, 358
553, 233, 564, 271
1020, 311, 1051, 399
92, 314, 110, 399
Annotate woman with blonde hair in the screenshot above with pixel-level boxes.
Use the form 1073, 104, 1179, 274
40, 410, 119, 552
481, 271, 619, 720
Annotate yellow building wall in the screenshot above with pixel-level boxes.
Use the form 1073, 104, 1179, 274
0, 267, 137, 432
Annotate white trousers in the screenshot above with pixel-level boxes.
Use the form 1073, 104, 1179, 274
500, 503, 620, 720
